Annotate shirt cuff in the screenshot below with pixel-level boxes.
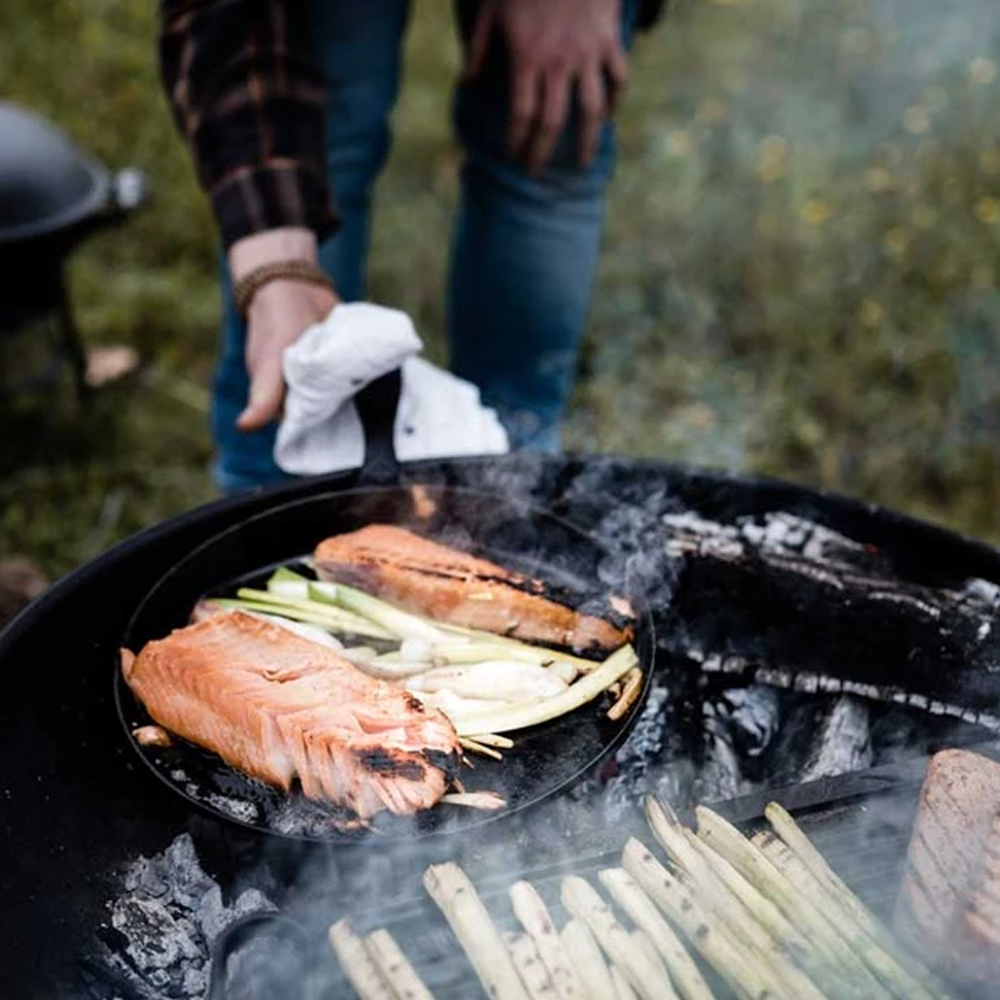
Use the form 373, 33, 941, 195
210, 161, 339, 249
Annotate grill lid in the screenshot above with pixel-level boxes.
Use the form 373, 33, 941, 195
0, 101, 112, 245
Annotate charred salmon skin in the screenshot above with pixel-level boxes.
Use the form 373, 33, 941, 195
313, 524, 633, 653
121, 610, 460, 819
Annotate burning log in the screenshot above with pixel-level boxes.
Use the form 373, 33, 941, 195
597, 869, 716, 1000
328, 919, 395, 1000
560, 919, 615, 1000
364, 928, 437, 1000
510, 880, 586, 1000
423, 862, 530, 1000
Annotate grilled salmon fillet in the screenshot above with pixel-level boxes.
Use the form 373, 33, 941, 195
121, 611, 460, 819
313, 525, 633, 653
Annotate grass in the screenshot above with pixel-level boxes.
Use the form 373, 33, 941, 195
1, 0, 1000, 580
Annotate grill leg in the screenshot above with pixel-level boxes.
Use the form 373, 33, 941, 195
56, 276, 89, 400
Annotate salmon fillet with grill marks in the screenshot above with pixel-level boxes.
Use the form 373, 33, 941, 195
121, 611, 460, 819
314, 525, 634, 653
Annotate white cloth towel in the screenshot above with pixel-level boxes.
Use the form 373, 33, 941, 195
274, 302, 509, 476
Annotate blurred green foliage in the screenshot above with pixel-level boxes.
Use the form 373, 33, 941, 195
1, 0, 1000, 578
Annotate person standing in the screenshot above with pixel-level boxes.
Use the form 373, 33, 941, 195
160, 0, 665, 490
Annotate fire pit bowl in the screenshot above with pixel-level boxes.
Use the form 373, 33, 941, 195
2, 453, 999, 999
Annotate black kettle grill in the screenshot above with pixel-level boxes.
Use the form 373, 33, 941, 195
0, 101, 148, 397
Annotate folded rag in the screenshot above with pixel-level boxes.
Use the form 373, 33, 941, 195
274, 302, 510, 476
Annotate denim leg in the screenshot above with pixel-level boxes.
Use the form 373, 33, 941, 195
211, 0, 410, 492
448, 0, 639, 452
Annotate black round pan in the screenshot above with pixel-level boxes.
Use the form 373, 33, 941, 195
116, 372, 656, 843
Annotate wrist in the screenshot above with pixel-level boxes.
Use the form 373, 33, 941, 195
228, 227, 319, 283
234, 260, 337, 319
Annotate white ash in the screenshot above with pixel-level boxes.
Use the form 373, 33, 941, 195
96, 834, 275, 1000
204, 793, 260, 824
724, 685, 783, 759
800, 696, 873, 782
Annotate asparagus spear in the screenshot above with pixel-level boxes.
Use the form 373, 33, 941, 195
423, 862, 530, 1000
510, 881, 586, 1000
644, 798, 865, 1000
598, 868, 716, 1000
561, 875, 679, 1000
763, 802, 956, 1000
612, 964, 640, 1000
365, 928, 437, 1000
622, 839, 792, 1000
631, 931, 673, 993
695, 807, 897, 1000
506, 931, 559, 999
753, 825, 952, 1000
560, 919, 615, 1000
329, 919, 396, 1000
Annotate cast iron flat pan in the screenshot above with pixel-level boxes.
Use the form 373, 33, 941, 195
115, 373, 655, 842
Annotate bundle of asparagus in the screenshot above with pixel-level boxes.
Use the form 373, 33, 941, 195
327, 798, 955, 1000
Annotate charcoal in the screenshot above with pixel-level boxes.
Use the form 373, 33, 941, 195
95, 833, 275, 1000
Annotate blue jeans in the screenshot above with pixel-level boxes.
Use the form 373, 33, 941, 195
213, 0, 638, 492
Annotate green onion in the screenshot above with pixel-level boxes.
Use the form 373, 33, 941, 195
450, 645, 639, 737
309, 581, 450, 643
220, 592, 393, 640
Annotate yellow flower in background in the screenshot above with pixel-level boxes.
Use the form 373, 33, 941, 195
664, 130, 694, 158
756, 135, 790, 184
800, 199, 834, 226
970, 57, 998, 86
974, 197, 1000, 224
903, 106, 931, 135
858, 299, 885, 328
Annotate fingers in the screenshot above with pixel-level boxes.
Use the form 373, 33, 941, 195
236, 361, 285, 431
526, 68, 571, 175
463, 2, 496, 81
605, 43, 629, 113
577, 62, 606, 167
507, 59, 540, 159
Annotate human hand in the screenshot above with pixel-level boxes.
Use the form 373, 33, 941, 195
228, 228, 341, 431
465, 0, 627, 174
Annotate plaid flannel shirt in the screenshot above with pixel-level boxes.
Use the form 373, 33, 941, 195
159, 0, 337, 248
159, 0, 668, 249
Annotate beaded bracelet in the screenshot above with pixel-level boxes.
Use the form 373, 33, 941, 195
233, 260, 334, 317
